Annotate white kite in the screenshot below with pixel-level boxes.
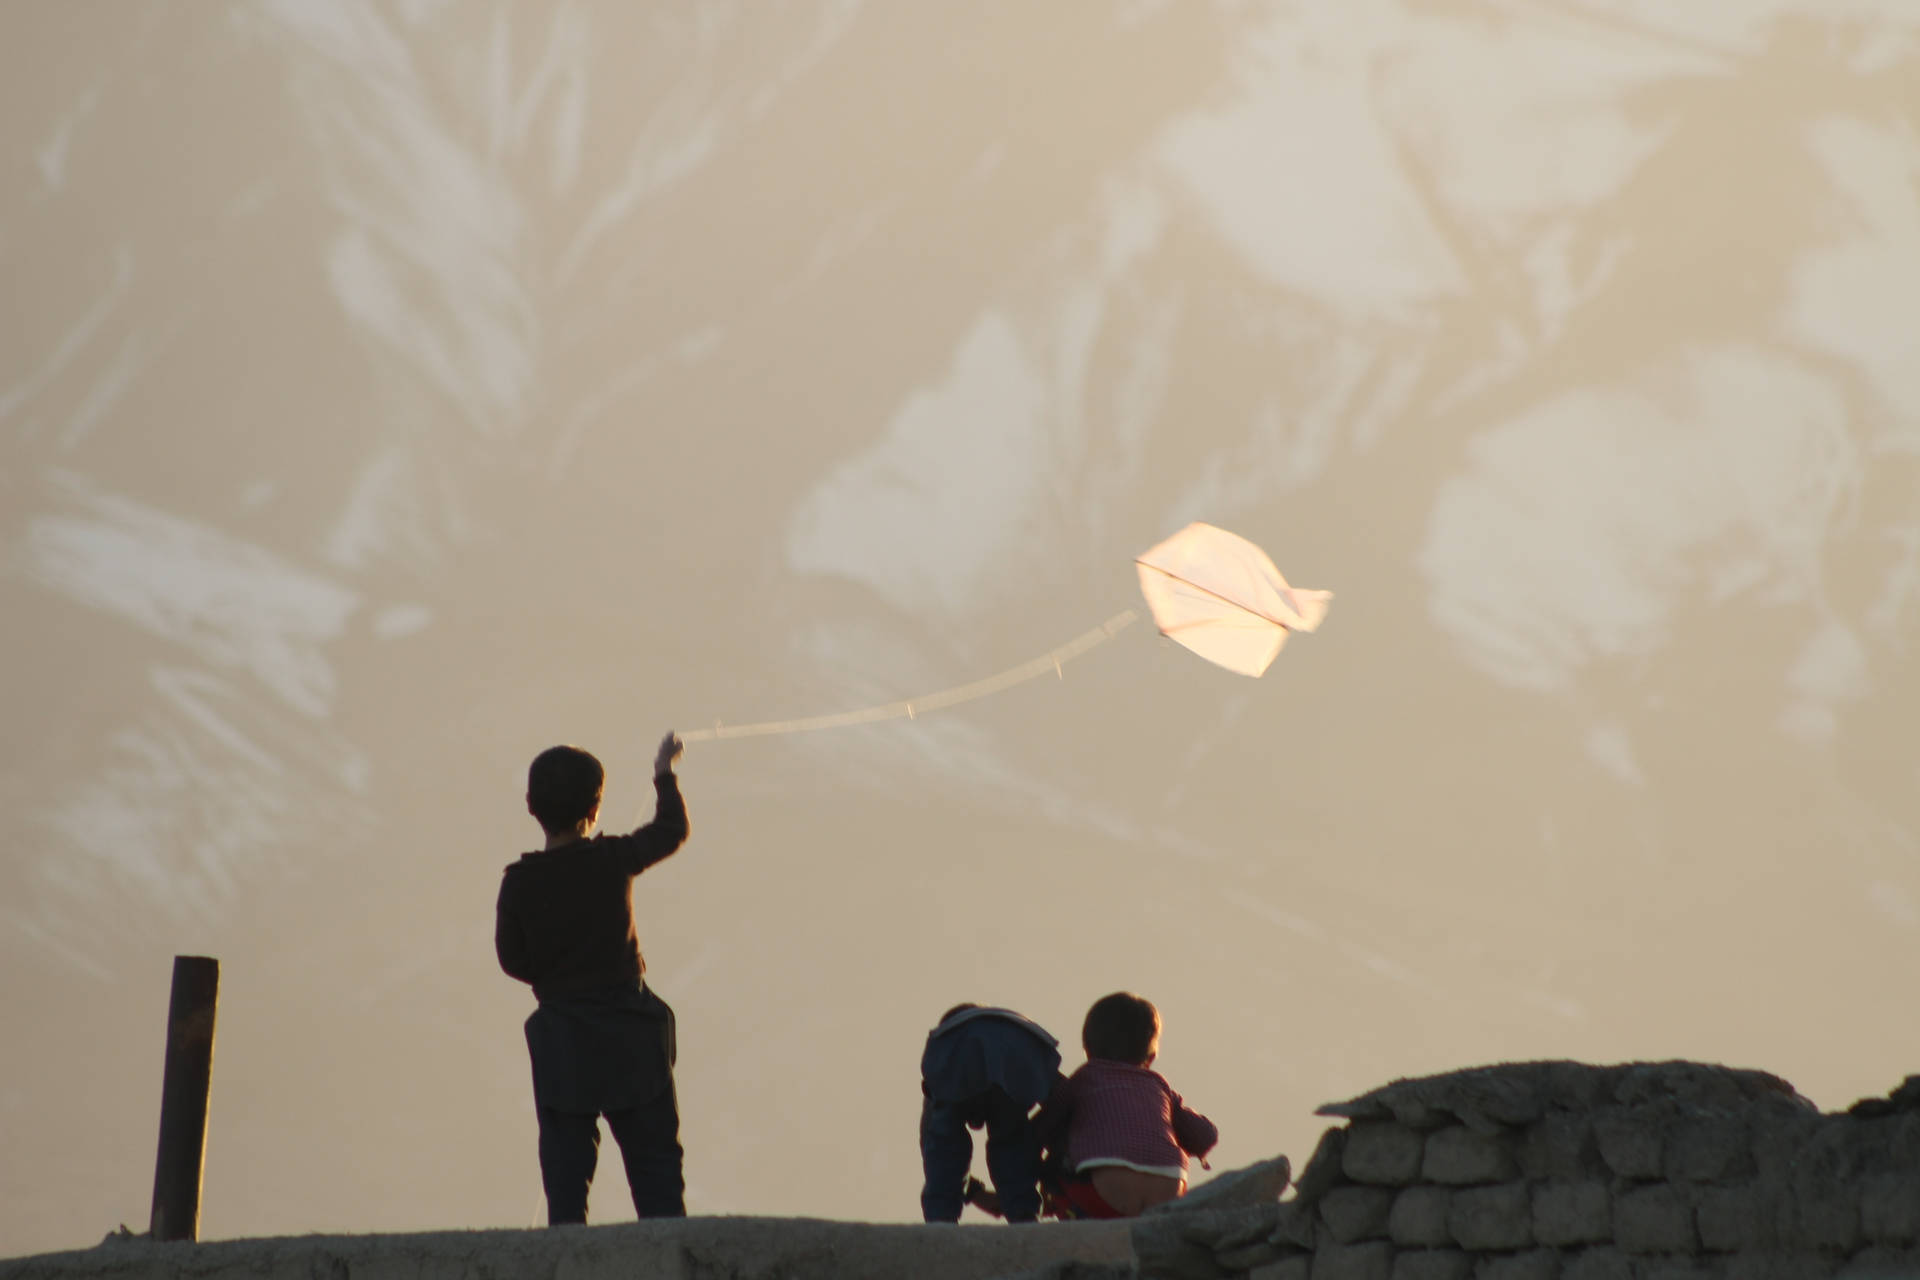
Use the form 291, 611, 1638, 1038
676, 523, 1330, 744
1134, 522, 1331, 678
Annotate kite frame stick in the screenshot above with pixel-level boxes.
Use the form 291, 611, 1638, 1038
678, 609, 1140, 744
1133, 560, 1308, 631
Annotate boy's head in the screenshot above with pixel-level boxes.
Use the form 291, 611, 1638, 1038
527, 745, 605, 837
938, 1002, 982, 1025
1082, 992, 1161, 1066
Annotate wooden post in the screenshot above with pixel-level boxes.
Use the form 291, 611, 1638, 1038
149, 955, 219, 1242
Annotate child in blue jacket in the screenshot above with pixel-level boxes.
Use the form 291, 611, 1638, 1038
919, 1004, 1064, 1222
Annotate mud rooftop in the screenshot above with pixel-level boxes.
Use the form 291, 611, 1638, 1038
7, 1061, 1920, 1280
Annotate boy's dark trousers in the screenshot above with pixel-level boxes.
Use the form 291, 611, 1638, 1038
523, 984, 683, 1224
537, 1081, 685, 1223
920, 1085, 1042, 1223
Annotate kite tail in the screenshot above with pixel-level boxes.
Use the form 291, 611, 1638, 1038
679, 609, 1140, 745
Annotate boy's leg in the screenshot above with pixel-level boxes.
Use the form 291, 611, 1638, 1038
981, 1087, 1042, 1223
919, 1092, 975, 1223
605, 1080, 686, 1218
536, 1106, 602, 1225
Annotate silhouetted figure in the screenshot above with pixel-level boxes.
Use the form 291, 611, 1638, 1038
919, 1004, 1063, 1223
495, 732, 690, 1224
1037, 992, 1217, 1218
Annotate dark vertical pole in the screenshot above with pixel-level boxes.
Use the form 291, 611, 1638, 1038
150, 955, 219, 1242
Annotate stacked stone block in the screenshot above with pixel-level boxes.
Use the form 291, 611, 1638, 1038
1130, 1062, 1920, 1280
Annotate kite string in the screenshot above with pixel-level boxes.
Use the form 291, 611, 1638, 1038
678, 609, 1141, 745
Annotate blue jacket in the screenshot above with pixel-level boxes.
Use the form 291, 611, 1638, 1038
920, 1007, 1062, 1110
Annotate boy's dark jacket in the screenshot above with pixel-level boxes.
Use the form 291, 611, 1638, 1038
496, 773, 688, 1112
921, 1007, 1062, 1110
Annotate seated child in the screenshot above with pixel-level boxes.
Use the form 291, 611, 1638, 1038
1037, 992, 1218, 1218
919, 1003, 1064, 1223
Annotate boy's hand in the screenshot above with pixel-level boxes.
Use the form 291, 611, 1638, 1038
653, 731, 684, 778
964, 1176, 1004, 1219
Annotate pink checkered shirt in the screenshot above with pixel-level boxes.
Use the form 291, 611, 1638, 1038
1041, 1059, 1219, 1178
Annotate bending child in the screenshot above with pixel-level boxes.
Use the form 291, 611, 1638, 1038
1037, 992, 1218, 1218
495, 732, 691, 1224
919, 1003, 1064, 1223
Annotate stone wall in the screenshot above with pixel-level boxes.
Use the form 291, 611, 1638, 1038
1133, 1062, 1920, 1280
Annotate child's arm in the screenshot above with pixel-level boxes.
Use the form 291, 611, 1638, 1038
610, 733, 691, 874
1171, 1091, 1219, 1160
494, 882, 534, 984
1033, 1070, 1076, 1151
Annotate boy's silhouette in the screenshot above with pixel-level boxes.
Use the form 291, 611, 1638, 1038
919, 1003, 1063, 1223
495, 732, 690, 1224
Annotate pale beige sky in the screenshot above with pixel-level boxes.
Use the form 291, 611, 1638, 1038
4, 0, 1919, 1257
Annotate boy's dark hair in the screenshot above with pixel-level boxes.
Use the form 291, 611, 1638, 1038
939, 1002, 982, 1025
1082, 992, 1160, 1065
528, 745, 605, 835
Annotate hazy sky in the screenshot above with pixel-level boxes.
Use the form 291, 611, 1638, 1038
5, 0, 1920, 1257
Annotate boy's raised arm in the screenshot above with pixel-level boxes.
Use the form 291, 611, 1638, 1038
610, 731, 690, 874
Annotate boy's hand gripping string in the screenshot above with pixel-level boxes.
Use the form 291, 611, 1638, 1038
652, 731, 683, 777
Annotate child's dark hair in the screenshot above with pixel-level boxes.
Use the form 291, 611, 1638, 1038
938, 1002, 982, 1025
1082, 992, 1160, 1065
528, 745, 605, 835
